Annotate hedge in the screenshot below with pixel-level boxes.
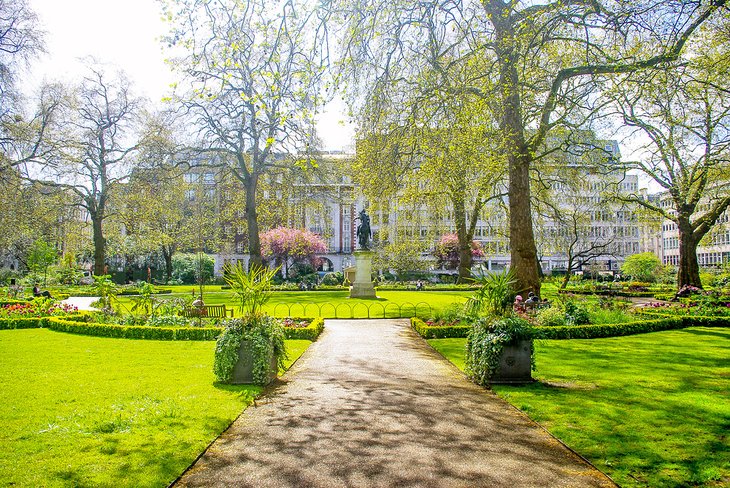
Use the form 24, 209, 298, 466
283, 317, 325, 341
412, 314, 728, 341
0, 316, 48, 330
41, 315, 326, 342
0, 300, 30, 307
637, 310, 730, 328
533, 318, 686, 339
46, 317, 222, 341
558, 289, 655, 298
411, 317, 471, 338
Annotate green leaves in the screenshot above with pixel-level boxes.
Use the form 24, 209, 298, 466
465, 316, 534, 386
213, 315, 288, 385
465, 268, 517, 318
223, 263, 279, 316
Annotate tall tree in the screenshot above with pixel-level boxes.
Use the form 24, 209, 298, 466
34, 66, 143, 275
332, 0, 724, 295
0, 0, 58, 172
162, 0, 329, 268
0, 0, 44, 116
608, 21, 730, 289
354, 62, 505, 282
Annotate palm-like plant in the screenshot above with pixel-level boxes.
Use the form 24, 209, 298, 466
465, 268, 517, 318
223, 263, 279, 317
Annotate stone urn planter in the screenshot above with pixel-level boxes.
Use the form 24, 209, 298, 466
213, 315, 286, 386
466, 317, 536, 387
490, 339, 533, 384
231, 340, 279, 385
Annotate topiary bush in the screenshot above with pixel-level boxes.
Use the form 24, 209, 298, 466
213, 315, 287, 385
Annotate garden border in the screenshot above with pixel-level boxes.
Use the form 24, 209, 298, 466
411, 314, 729, 340
19, 315, 328, 342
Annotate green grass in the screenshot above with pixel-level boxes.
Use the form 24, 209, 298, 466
428, 328, 730, 488
0, 329, 312, 487
114, 290, 470, 319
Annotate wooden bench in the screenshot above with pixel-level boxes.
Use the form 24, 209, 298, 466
181, 305, 234, 318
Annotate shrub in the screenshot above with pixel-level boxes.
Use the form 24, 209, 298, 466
411, 317, 470, 338
465, 317, 535, 386
172, 253, 215, 284
321, 272, 343, 286
0, 316, 47, 330
535, 307, 565, 327
465, 268, 516, 318
146, 315, 191, 328
534, 318, 684, 339
431, 303, 465, 324
564, 301, 590, 325
46, 316, 221, 340
213, 315, 287, 385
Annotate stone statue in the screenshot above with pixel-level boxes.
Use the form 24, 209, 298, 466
356, 208, 372, 250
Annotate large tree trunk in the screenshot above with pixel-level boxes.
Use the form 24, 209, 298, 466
508, 152, 542, 297
161, 245, 174, 282
677, 216, 702, 289
453, 195, 473, 283
91, 214, 106, 276
457, 245, 473, 284
492, 7, 542, 297
245, 174, 263, 269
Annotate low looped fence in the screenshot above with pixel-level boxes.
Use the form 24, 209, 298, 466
271, 301, 433, 319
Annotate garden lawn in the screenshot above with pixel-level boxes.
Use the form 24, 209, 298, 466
429, 328, 730, 488
114, 290, 470, 319
0, 329, 311, 487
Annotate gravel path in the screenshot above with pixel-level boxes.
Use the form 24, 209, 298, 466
60, 296, 99, 311
176, 319, 615, 487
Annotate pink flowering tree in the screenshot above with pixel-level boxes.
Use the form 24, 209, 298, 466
260, 227, 327, 279
433, 233, 484, 273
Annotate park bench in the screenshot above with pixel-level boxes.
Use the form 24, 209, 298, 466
180, 304, 234, 318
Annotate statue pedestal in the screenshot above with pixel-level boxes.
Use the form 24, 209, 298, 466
350, 251, 376, 299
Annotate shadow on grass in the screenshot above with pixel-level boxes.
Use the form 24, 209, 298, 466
679, 328, 730, 339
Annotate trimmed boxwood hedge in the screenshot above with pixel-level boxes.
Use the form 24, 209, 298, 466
0, 316, 48, 330
412, 314, 729, 341
558, 289, 655, 298
283, 317, 325, 341
533, 318, 685, 339
40, 315, 326, 342
411, 317, 471, 339
46, 317, 222, 340
0, 300, 30, 307
637, 310, 730, 328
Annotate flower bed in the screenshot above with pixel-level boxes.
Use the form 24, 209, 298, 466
37, 314, 326, 342
0, 300, 78, 318
280, 317, 325, 341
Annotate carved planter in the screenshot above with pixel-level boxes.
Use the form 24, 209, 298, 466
230, 340, 279, 385
490, 339, 533, 384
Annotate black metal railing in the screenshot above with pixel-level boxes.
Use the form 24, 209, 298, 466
271, 301, 433, 319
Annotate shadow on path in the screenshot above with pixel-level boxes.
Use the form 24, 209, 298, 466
176, 319, 615, 488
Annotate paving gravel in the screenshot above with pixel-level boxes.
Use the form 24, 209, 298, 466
175, 319, 616, 488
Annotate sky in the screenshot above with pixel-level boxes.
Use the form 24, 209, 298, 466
25, 0, 355, 152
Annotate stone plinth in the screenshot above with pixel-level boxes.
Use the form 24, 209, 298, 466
350, 251, 376, 299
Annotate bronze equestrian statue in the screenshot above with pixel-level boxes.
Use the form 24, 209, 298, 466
356, 209, 372, 250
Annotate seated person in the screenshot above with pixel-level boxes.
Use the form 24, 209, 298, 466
33, 285, 52, 298
513, 294, 525, 312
